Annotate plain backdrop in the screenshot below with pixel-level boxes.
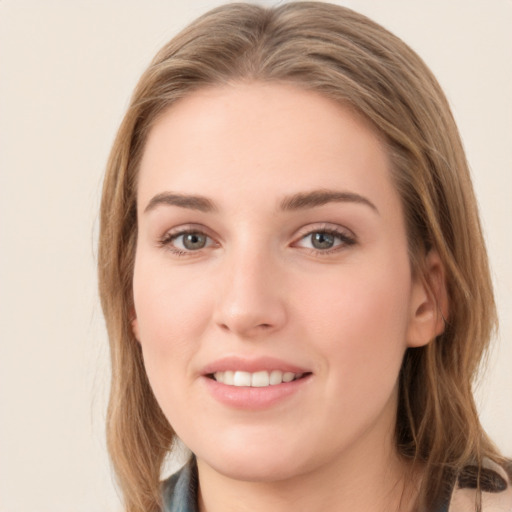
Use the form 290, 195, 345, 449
0, 1, 510, 511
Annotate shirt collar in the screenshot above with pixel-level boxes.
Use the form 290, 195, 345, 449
162, 457, 199, 512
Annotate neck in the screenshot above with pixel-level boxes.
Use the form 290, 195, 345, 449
196, 417, 419, 512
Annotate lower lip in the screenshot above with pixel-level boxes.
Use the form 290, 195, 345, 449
202, 375, 312, 410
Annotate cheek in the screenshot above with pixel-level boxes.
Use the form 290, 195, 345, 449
298, 257, 411, 384
132, 258, 219, 431
132, 255, 214, 382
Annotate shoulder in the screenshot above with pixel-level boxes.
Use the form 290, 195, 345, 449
159, 457, 512, 512
161, 458, 199, 512
448, 459, 512, 512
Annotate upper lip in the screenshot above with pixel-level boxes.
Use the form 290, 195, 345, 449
201, 356, 310, 376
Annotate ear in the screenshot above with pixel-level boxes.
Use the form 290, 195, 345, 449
130, 309, 141, 342
406, 250, 449, 348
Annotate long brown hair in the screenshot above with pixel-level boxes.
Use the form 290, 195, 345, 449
98, 3, 502, 511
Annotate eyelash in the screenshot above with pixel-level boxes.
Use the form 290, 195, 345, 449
158, 228, 215, 257
158, 225, 356, 257
295, 226, 356, 255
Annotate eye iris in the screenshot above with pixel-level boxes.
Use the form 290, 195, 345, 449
183, 233, 207, 250
311, 232, 335, 249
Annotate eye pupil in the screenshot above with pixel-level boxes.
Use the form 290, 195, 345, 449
183, 233, 207, 250
311, 232, 335, 249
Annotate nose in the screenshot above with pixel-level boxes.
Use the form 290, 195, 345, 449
213, 248, 287, 339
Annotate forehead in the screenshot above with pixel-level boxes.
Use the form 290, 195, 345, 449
137, 82, 396, 214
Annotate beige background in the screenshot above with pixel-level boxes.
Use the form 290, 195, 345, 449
0, 1, 510, 511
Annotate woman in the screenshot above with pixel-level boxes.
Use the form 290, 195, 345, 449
98, 3, 510, 511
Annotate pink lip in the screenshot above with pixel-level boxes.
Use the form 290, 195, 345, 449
200, 356, 312, 410
202, 375, 312, 410
201, 356, 309, 375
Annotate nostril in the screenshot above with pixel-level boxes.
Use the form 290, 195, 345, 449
214, 302, 287, 336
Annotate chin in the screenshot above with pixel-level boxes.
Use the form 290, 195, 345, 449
194, 436, 317, 483
210, 455, 308, 483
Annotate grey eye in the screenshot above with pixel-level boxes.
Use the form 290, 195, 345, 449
310, 232, 336, 249
181, 232, 208, 250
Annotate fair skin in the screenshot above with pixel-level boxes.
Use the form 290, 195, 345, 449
132, 83, 445, 512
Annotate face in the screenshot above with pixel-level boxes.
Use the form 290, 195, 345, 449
132, 83, 433, 483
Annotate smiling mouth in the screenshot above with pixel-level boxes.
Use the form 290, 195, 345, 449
208, 370, 311, 387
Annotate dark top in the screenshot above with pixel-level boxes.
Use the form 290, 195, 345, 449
161, 458, 452, 512
162, 456, 512, 511
162, 458, 199, 512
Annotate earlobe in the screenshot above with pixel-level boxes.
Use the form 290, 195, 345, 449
131, 312, 141, 342
406, 250, 449, 348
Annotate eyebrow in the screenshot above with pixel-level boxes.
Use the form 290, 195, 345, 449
143, 188, 378, 215
144, 192, 217, 213
280, 189, 379, 214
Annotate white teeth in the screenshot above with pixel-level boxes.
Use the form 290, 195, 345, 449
212, 370, 305, 387
282, 372, 295, 383
251, 371, 269, 387
269, 370, 283, 385
233, 371, 252, 387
